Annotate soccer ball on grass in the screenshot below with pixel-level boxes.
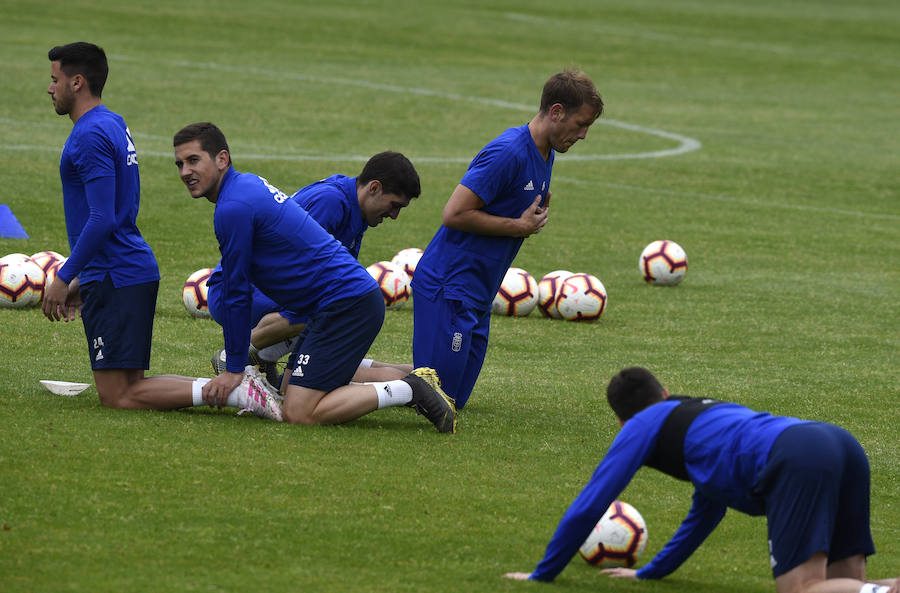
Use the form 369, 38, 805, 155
390, 247, 424, 280
555, 273, 607, 322
579, 500, 648, 568
366, 261, 411, 310
0, 259, 44, 308
537, 270, 573, 319
639, 240, 687, 286
492, 267, 539, 317
182, 268, 213, 318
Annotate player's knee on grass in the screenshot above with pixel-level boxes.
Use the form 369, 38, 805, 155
93, 369, 144, 409
281, 386, 328, 425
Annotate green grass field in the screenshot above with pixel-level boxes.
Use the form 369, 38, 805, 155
1, 1, 898, 591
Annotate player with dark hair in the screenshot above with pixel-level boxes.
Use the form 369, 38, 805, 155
209, 151, 421, 385
411, 69, 603, 409
504, 367, 898, 593
43, 44, 279, 419
174, 122, 457, 433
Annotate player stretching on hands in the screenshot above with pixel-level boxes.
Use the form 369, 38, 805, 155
175, 122, 456, 433
504, 367, 898, 593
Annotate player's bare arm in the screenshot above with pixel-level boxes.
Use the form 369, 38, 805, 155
442, 184, 547, 237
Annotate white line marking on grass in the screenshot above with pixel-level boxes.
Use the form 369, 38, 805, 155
108, 55, 702, 162
554, 176, 900, 222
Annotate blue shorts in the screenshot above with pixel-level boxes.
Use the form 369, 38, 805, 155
756, 422, 875, 577
79, 275, 158, 370
411, 289, 491, 409
286, 288, 384, 392
208, 282, 308, 328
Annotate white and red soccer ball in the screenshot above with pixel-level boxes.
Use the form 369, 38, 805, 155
537, 270, 573, 319
579, 500, 648, 568
390, 247, 424, 280
366, 261, 411, 310
0, 256, 45, 308
640, 240, 687, 286
555, 273, 607, 322
492, 267, 539, 317
182, 268, 213, 318
30, 250, 67, 289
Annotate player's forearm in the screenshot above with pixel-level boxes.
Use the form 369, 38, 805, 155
57, 177, 117, 282
442, 208, 531, 237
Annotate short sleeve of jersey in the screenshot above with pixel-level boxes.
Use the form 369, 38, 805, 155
460, 142, 520, 207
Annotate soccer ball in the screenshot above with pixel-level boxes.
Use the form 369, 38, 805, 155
366, 261, 411, 310
390, 247, 424, 280
579, 500, 648, 568
0, 259, 44, 308
556, 273, 607, 322
492, 267, 539, 316
0, 253, 33, 265
182, 268, 213, 318
537, 270, 573, 319
30, 251, 66, 289
639, 240, 687, 286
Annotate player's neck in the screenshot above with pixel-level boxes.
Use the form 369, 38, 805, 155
69, 97, 102, 124
527, 115, 552, 161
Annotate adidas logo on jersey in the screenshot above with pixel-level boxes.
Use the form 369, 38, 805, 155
95, 349, 104, 361
523, 180, 534, 191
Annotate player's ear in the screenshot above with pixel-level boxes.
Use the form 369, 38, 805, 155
214, 149, 230, 170
550, 103, 565, 122
367, 179, 382, 196
662, 388, 670, 399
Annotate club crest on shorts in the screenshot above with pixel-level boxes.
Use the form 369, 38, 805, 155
451, 332, 463, 352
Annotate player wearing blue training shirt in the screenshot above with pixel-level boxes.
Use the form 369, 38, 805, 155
174, 123, 456, 433
43, 42, 280, 420
504, 367, 897, 593
411, 69, 603, 409
209, 152, 420, 384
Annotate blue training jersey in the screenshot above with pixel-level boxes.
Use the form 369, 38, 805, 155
412, 124, 553, 310
290, 175, 366, 258
207, 167, 377, 372
57, 105, 158, 286
529, 400, 804, 582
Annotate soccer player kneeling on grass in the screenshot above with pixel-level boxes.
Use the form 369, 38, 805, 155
503, 367, 898, 593
43, 42, 276, 421
208, 151, 422, 388
173, 122, 456, 433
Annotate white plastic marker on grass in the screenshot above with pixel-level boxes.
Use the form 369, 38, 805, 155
40, 380, 91, 396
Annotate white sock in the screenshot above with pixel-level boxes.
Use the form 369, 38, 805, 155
359, 358, 374, 368
859, 585, 890, 593
257, 337, 296, 363
372, 380, 413, 409
191, 378, 212, 406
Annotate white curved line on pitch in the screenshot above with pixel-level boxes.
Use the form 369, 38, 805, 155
109, 55, 702, 161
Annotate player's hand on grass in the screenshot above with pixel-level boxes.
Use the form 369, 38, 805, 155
202, 371, 243, 408
503, 572, 532, 581
601, 567, 638, 579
